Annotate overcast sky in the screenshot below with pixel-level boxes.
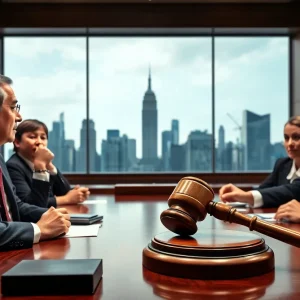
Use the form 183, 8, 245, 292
3, 36, 288, 159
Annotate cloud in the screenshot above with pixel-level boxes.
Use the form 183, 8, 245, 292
89, 38, 173, 75
13, 70, 85, 105
5, 37, 86, 61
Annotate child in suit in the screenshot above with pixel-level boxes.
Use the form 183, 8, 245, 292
6, 119, 90, 208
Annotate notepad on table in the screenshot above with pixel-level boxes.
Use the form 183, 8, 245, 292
60, 223, 102, 238
70, 214, 103, 225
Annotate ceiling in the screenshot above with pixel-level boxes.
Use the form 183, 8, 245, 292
0, 0, 295, 3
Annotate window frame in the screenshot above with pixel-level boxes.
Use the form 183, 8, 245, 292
0, 29, 292, 183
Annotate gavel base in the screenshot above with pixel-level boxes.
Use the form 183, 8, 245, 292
142, 229, 274, 279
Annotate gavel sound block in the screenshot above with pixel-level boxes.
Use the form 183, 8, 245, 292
143, 177, 300, 279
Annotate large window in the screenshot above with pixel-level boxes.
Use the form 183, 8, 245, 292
3, 34, 289, 173
215, 37, 289, 172
89, 37, 212, 172
4, 37, 87, 172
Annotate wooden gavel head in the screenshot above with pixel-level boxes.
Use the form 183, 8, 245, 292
160, 177, 214, 236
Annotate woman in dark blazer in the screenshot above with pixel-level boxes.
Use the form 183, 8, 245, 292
219, 116, 300, 220
6, 119, 90, 208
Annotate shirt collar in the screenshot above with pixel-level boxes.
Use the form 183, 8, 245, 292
17, 153, 34, 171
286, 160, 300, 180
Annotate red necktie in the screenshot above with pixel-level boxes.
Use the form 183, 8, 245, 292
0, 167, 12, 222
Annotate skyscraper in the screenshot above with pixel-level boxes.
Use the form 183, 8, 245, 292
142, 68, 158, 170
185, 130, 212, 171
162, 130, 172, 171
101, 130, 135, 172
127, 139, 137, 169
48, 112, 65, 169
63, 140, 76, 172
76, 119, 97, 172
217, 125, 225, 170
242, 110, 271, 171
171, 119, 179, 145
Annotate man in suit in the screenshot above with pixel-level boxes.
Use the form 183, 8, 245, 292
0, 74, 71, 251
219, 116, 300, 220
6, 119, 89, 208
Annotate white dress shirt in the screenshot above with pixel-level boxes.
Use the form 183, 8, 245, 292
251, 160, 300, 208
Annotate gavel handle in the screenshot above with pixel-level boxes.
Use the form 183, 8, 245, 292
207, 202, 300, 248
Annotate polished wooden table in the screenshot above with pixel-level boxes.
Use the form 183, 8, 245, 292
1, 195, 300, 299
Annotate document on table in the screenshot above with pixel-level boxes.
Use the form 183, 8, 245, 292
225, 202, 249, 208
248, 213, 276, 222
60, 224, 102, 238
79, 199, 107, 205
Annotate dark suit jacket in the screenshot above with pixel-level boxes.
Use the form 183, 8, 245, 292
256, 157, 300, 207
0, 154, 47, 251
6, 154, 71, 209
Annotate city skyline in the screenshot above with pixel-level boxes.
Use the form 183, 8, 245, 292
3, 36, 289, 163
41, 107, 285, 172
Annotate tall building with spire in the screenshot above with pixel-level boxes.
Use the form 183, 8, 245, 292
142, 67, 158, 170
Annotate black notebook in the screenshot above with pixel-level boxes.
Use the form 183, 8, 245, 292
70, 214, 103, 225
1, 259, 103, 296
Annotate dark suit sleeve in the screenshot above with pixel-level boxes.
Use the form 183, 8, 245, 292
51, 169, 71, 196
258, 178, 300, 208
6, 163, 53, 208
258, 158, 281, 189
0, 221, 34, 251
12, 183, 47, 223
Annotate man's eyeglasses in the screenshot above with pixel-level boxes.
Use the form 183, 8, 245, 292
2, 104, 21, 113
14, 104, 21, 113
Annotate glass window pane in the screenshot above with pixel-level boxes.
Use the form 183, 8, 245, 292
89, 37, 212, 172
215, 37, 289, 172
4, 37, 87, 173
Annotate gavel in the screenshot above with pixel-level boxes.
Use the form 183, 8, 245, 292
160, 176, 300, 248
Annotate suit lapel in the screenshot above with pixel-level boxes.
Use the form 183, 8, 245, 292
283, 159, 293, 184
14, 154, 34, 182
0, 154, 20, 221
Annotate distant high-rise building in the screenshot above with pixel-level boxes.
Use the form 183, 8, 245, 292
76, 119, 97, 172
271, 142, 286, 166
63, 140, 76, 172
101, 130, 134, 172
217, 125, 225, 170
107, 130, 120, 139
242, 110, 271, 171
127, 139, 137, 169
232, 139, 244, 171
162, 130, 172, 171
171, 119, 179, 145
170, 144, 185, 171
48, 112, 65, 170
185, 130, 212, 171
223, 141, 233, 171
142, 67, 158, 170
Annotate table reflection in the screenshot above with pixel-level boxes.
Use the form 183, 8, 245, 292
32, 238, 70, 259
62, 204, 90, 214
143, 267, 275, 300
